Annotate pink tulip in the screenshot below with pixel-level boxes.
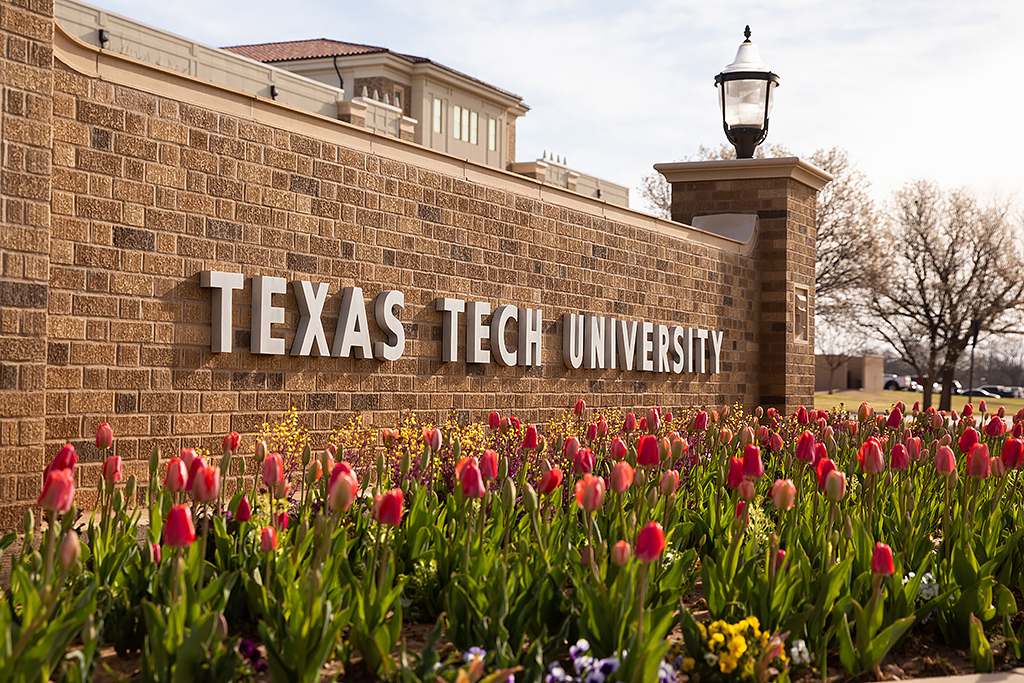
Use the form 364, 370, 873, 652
824, 470, 847, 502
574, 399, 586, 416
738, 479, 756, 502
935, 445, 956, 473
890, 444, 910, 471
660, 470, 679, 497
610, 461, 634, 494
596, 417, 608, 438
858, 437, 886, 474
585, 422, 598, 442
96, 422, 113, 449
222, 431, 240, 453
858, 403, 873, 423
424, 427, 442, 452
906, 437, 922, 461
260, 526, 277, 552
328, 469, 359, 512
991, 456, 1006, 478
165, 457, 188, 493
573, 447, 596, 475
773, 548, 787, 573
796, 405, 809, 425
489, 411, 500, 430
967, 443, 990, 478
522, 424, 539, 450
262, 453, 285, 487
460, 459, 487, 499
637, 435, 659, 467
185, 455, 206, 492
164, 505, 196, 547
742, 444, 764, 479
59, 530, 81, 569
38, 469, 75, 513
727, 457, 744, 489
103, 455, 122, 483
958, 427, 979, 455
44, 444, 78, 480
795, 430, 815, 463
816, 458, 837, 491
693, 411, 709, 431
574, 474, 606, 511
192, 465, 219, 504
770, 479, 795, 511
769, 432, 784, 453
274, 510, 289, 531
480, 449, 499, 480
638, 417, 648, 434
564, 436, 580, 461
871, 542, 895, 576
150, 542, 161, 565
538, 468, 564, 495
611, 540, 632, 566
235, 495, 252, 522
646, 408, 660, 433
610, 438, 627, 461
373, 488, 404, 526
635, 522, 666, 563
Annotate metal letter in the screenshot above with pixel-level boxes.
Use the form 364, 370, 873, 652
583, 315, 605, 370
331, 287, 372, 359
669, 326, 685, 374
709, 330, 724, 374
200, 270, 243, 353
518, 307, 543, 367
655, 324, 670, 373
466, 301, 491, 364
616, 320, 637, 371
291, 280, 330, 357
684, 328, 694, 372
436, 297, 465, 362
374, 290, 406, 362
490, 305, 518, 366
637, 321, 654, 372
251, 275, 287, 355
562, 313, 584, 369
605, 318, 617, 370
695, 329, 709, 373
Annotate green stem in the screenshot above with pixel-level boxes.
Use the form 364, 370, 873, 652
196, 504, 209, 600
42, 508, 56, 587
378, 528, 390, 591
636, 561, 648, 659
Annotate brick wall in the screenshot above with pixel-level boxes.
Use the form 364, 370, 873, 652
0, 18, 823, 526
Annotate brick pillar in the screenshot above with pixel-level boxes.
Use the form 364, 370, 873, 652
655, 158, 831, 415
0, 0, 54, 528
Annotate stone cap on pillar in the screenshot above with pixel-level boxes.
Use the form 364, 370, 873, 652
654, 156, 832, 191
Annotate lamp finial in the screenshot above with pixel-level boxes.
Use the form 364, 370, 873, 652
743, 25, 751, 42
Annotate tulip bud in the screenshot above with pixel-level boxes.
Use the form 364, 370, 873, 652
400, 450, 411, 479
214, 613, 229, 640
871, 542, 895, 576
260, 526, 277, 552
376, 453, 385, 486
580, 544, 594, 568
59, 530, 81, 569
659, 470, 679, 497
112, 490, 124, 513
149, 446, 160, 477
452, 436, 461, 461
844, 515, 853, 540
498, 457, 509, 481
738, 479, 755, 501
824, 470, 847, 502
522, 483, 538, 513
611, 540, 632, 567
501, 477, 517, 510
646, 487, 658, 508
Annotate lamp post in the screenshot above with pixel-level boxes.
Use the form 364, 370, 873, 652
968, 318, 982, 397
715, 26, 779, 159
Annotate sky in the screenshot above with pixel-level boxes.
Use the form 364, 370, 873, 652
91, 0, 1023, 214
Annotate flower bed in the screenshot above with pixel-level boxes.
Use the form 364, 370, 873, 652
4, 399, 1023, 682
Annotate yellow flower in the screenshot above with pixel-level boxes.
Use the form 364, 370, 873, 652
746, 616, 760, 632
711, 633, 726, 647
728, 635, 747, 659
719, 652, 738, 674
682, 657, 695, 672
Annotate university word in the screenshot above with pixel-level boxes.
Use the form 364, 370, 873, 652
201, 272, 724, 374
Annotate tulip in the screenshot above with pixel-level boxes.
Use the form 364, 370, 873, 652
38, 469, 75, 513
59, 530, 81, 569
306, 460, 323, 484
538, 468, 564, 495
235, 495, 252, 522
886, 406, 902, 429
693, 410, 709, 432
585, 422, 598, 442
720, 427, 733, 446
637, 435, 659, 467
150, 542, 162, 565
610, 461, 634, 494
984, 416, 1005, 437
1015, 423, 1024, 439
610, 438, 627, 461
742, 444, 764, 479
574, 398, 586, 416
770, 479, 795, 511
480, 449, 499, 480
573, 447, 596, 475
564, 436, 580, 461
260, 526, 277, 552
596, 416, 608, 438
871, 542, 895, 576
671, 437, 686, 460
773, 548, 787, 573
857, 437, 886, 474
646, 408, 660, 433
489, 411, 500, 430
44, 443, 78, 479
424, 427, 442, 453
580, 545, 594, 569
814, 443, 827, 465
262, 452, 285, 487
96, 422, 113, 449
824, 470, 847, 502
164, 505, 196, 547
222, 431, 240, 453
726, 457, 744, 489
935, 445, 956, 473
738, 479, 756, 502
967, 443, 990, 478
522, 424, 539, 450
660, 470, 679, 496
638, 417, 648, 433
103, 455, 122, 483
991, 456, 1006, 478
273, 510, 289, 531
963, 403, 973, 417
907, 437, 922, 461
635, 521, 666, 562
735, 499, 748, 522
793, 430, 815, 463
1001, 438, 1023, 470
611, 540, 632, 567
890, 444, 910, 471
958, 427, 979, 455
816, 457, 837, 491
460, 459, 486, 499
762, 432, 781, 455
328, 469, 359, 511
858, 402, 873, 423
574, 474, 606, 511
372, 488, 404, 526
165, 457, 188, 492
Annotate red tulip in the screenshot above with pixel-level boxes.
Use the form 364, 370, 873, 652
886, 406, 903, 429
984, 417, 1006, 437
538, 468, 564, 495
573, 447, 596, 475
574, 474, 606, 511
222, 431, 240, 453
738, 479, 755, 501
164, 505, 196, 547
857, 437, 886, 474
660, 469, 679, 496
192, 465, 219, 503
165, 457, 187, 492
935, 445, 956, 473
906, 437, 922, 462
610, 461, 634, 494
764, 432, 781, 454
1001, 438, 1023, 470
260, 526, 277, 552
646, 408, 660, 433
59, 530, 81, 568
610, 438, 627, 461
871, 542, 895, 576
735, 499, 748, 522
44, 443, 78, 479
574, 398, 586, 416
824, 470, 847, 502
235, 495, 252, 522
742, 444, 764, 479
1015, 422, 1024, 439
967, 443, 990, 478
858, 402, 873, 423
623, 412, 637, 434
263, 453, 285, 487
38, 469, 75, 513
796, 405, 809, 425
180, 447, 197, 471
564, 436, 580, 461
585, 422, 598, 442
963, 402, 974, 417
424, 427, 442, 452
596, 417, 608, 438
890, 444, 910, 471
795, 431, 815, 463
635, 521, 666, 562
103, 455, 122, 483
150, 542, 161, 565
489, 411, 500, 430
770, 479, 795, 511
671, 437, 686, 460
328, 469, 359, 512
522, 424, 539, 450
611, 540, 632, 566
727, 457, 744, 489
958, 427, 979, 455
480, 449, 499, 480
186, 455, 207, 492
693, 411, 709, 432
638, 417, 648, 433
637, 435, 659, 467
773, 548, 787, 573
460, 459, 486, 499
96, 422, 113, 449
373, 488, 404, 526
816, 457, 837, 491
274, 510, 289, 531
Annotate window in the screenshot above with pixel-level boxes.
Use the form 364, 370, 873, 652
460, 108, 470, 142
432, 98, 442, 134
470, 111, 478, 145
488, 118, 497, 151
394, 89, 402, 110
453, 105, 462, 139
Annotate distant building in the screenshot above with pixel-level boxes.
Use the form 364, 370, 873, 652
815, 354, 883, 393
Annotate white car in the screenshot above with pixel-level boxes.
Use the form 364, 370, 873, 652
884, 374, 915, 391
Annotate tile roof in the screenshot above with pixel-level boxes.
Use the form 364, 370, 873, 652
222, 38, 522, 102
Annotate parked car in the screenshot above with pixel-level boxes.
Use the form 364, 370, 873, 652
978, 385, 1021, 399
911, 377, 964, 394
961, 388, 1000, 399
884, 374, 915, 391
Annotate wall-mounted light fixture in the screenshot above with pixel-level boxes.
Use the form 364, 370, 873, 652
98, 28, 110, 46
269, 85, 279, 100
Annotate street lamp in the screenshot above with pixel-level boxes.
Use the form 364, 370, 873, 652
715, 26, 779, 159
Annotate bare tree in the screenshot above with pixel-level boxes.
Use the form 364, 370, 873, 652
864, 181, 1024, 410
815, 314, 865, 394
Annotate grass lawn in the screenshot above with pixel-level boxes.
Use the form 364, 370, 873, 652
814, 388, 1024, 414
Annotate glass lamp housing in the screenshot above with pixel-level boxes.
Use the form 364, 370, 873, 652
714, 27, 779, 158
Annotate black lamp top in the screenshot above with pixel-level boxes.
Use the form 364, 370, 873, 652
743, 25, 751, 42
